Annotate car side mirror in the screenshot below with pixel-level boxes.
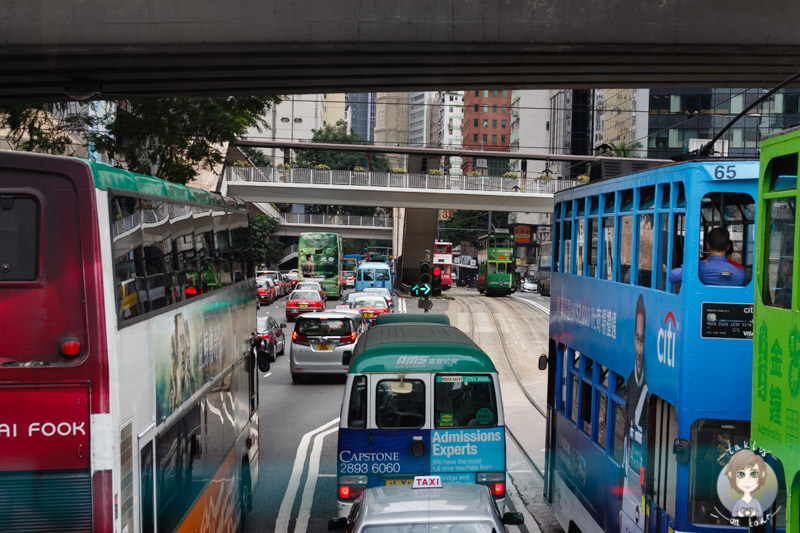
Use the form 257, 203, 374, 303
328, 517, 348, 531
257, 349, 271, 372
342, 351, 352, 366
538, 353, 548, 371
502, 512, 524, 525
673, 438, 691, 465
280, 323, 287, 329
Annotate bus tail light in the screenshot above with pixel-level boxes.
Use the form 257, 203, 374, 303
60, 338, 81, 357
477, 472, 505, 498
338, 475, 367, 500
292, 331, 309, 346
339, 332, 357, 345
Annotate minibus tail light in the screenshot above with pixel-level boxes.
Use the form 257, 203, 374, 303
338, 475, 367, 500
476, 472, 505, 498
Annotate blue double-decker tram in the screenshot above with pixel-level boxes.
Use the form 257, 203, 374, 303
543, 160, 784, 533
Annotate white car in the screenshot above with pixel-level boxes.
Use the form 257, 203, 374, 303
362, 287, 393, 307
521, 278, 537, 292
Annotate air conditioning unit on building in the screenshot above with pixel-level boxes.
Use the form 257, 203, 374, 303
686, 138, 729, 157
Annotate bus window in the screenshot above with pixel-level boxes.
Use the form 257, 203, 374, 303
434, 375, 497, 428
688, 419, 751, 525
619, 215, 633, 283
637, 214, 654, 287
376, 379, 425, 428
576, 219, 585, 275
363, 269, 374, 281
603, 217, 614, 281
763, 197, 795, 308
0, 195, 38, 281
348, 376, 367, 429
376, 269, 390, 281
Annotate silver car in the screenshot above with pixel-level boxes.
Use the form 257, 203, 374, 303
328, 478, 524, 532
290, 311, 367, 383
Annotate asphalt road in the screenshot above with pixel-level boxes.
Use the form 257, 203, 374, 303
245, 287, 556, 533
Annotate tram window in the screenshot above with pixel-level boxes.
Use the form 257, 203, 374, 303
580, 380, 592, 435
0, 195, 39, 281
763, 197, 796, 309
670, 214, 685, 294
639, 186, 655, 210
603, 217, 614, 280
553, 211, 561, 273
699, 193, 755, 286
347, 376, 367, 429
599, 364, 609, 388
637, 214, 654, 287
434, 374, 497, 428
658, 213, 670, 290
590, 196, 599, 215
619, 216, 633, 284
376, 379, 425, 428
488, 262, 497, 275
560, 346, 568, 412
612, 401, 625, 464
563, 220, 573, 274
506, 263, 514, 274
620, 189, 634, 211
588, 219, 598, 277
603, 192, 616, 214
576, 219, 585, 275
676, 182, 686, 208
767, 153, 798, 192
660, 183, 671, 209
570, 375, 579, 424
688, 419, 753, 525
596, 392, 608, 450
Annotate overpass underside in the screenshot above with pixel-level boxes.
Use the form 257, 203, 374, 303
275, 223, 391, 240
4, 0, 800, 101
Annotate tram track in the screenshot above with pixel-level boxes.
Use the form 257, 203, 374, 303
457, 294, 548, 481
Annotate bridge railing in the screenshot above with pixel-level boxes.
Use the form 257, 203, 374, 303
282, 213, 392, 227
225, 166, 578, 194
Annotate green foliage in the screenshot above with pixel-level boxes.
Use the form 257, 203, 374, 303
390, 168, 407, 174
91, 96, 281, 184
502, 171, 519, 178
314, 163, 331, 170
295, 120, 391, 171
428, 169, 444, 175
277, 163, 292, 169
465, 171, 481, 177
597, 141, 643, 157
241, 146, 272, 167
246, 214, 282, 266
0, 103, 93, 155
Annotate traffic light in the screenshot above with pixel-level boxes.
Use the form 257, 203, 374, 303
432, 266, 442, 296
420, 261, 431, 286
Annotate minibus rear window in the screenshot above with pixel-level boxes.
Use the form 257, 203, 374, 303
434, 375, 498, 428
376, 380, 425, 428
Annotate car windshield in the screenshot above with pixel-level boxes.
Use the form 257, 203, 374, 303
297, 283, 320, 290
257, 279, 268, 288
291, 291, 321, 300
363, 521, 496, 532
354, 297, 387, 308
296, 318, 352, 336
346, 292, 367, 303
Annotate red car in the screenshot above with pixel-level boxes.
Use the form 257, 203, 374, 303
257, 278, 276, 304
286, 289, 325, 321
351, 296, 391, 327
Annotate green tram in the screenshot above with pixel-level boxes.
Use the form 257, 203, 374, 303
477, 232, 515, 296
754, 126, 800, 531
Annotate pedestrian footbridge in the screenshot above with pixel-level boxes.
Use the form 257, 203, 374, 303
225, 167, 577, 212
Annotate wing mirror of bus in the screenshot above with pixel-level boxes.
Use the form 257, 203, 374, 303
342, 351, 352, 366
673, 438, 691, 465
328, 517, 348, 531
502, 512, 524, 526
538, 354, 548, 371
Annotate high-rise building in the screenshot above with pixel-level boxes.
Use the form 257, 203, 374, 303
347, 93, 376, 142
322, 93, 347, 128
462, 89, 512, 175
436, 91, 464, 176
509, 90, 549, 177
592, 89, 650, 158
408, 92, 432, 147
549, 89, 595, 179
374, 92, 409, 169
245, 94, 323, 166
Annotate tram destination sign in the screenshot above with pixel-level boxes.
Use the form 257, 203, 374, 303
701, 302, 754, 339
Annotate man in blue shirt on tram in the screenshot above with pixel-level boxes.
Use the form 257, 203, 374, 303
668, 227, 747, 286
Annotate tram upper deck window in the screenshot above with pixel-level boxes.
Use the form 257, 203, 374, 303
563, 220, 573, 274
620, 189, 634, 212
639, 186, 655, 210
696, 193, 754, 286
638, 214, 654, 287
767, 153, 798, 192
603, 216, 614, 281
434, 375, 498, 428
619, 216, 633, 283
763, 197, 795, 309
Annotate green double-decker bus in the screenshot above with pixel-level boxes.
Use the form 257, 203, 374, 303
477, 232, 515, 296
298, 232, 342, 298
755, 126, 800, 531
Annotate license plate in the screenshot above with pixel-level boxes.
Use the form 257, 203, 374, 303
385, 478, 413, 486
364, 312, 374, 318
300, 303, 308, 308
316, 343, 330, 351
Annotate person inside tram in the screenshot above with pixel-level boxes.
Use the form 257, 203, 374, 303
668, 227, 747, 286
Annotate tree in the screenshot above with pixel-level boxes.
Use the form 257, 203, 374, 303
0, 103, 93, 154
246, 214, 283, 267
241, 146, 272, 167
597, 141, 643, 158
295, 120, 391, 172
91, 96, 282, 183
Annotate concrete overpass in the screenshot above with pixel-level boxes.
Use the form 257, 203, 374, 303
4, 1, 800, 101
276, 213, 392, 240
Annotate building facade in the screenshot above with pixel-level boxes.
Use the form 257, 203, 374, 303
509, 90, 550, 177
347, 92, 376, 142
462, 89, 512, 174
374, 92, 410, 169
322, 93, 347, 128
436, 91, 464, 176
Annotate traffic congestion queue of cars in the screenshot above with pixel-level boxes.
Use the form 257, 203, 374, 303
256, 270, 295, 305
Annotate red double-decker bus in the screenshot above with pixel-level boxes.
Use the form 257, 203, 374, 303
0, 151, 259, 532
433, 241, 453, 290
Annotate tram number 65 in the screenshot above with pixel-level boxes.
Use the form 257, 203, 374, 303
714, 165, 737, 179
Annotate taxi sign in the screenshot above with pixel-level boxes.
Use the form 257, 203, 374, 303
412, 475, 442, 489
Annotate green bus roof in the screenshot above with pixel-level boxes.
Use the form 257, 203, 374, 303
85, 159, 241, 209
348, 323, 497, 374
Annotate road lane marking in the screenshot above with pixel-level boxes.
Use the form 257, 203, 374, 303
262, 372, 273, 378
506, 474, 539, 533
295, 426, 338, 532
511, 295, 550, 315
275, 418, 339, 532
